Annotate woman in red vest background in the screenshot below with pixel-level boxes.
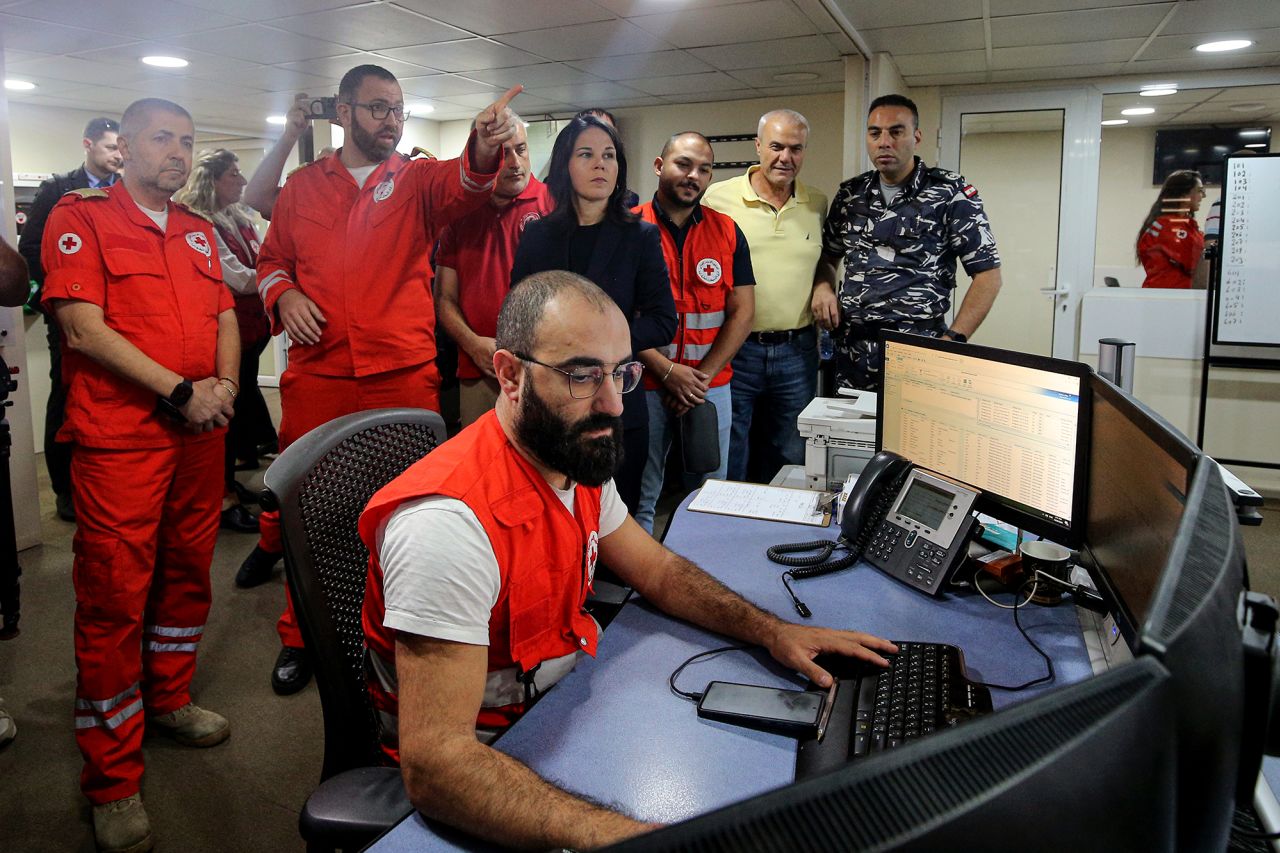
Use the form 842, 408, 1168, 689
1137, 169, 1206, 289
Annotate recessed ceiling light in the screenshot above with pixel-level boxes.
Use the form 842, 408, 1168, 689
4, 79, 36, 91
141, 55, 188, 68
1140, 88, 1178, 97
1244, 143, 1268, 148
1121, 107, 1155, 116
772, 71, 819, 83
1239, 128, 1268, 137
1229, 102, 1267, 112
1101, 119, 1129, 126
266, 115, 287, 125
407, 102, 434, 115
1195, 39, 1252, 53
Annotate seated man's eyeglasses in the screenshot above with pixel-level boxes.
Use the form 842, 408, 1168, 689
352, 101, 409, 121
513, 353, 644, 399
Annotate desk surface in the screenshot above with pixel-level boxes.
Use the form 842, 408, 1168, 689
371, 494, 1095, 852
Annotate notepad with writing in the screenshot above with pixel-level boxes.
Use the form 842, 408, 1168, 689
688, 479, 831, 527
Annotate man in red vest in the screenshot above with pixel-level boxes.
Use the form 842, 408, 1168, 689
633, 132, 756, 533
43, 97, 238, 853
233, 64, 522, 696
361, 270, 895, 850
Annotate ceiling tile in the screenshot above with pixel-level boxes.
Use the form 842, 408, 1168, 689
398, 73, 500, 98
991, 0, 1168, 14
1161, 0, 1280, 36
4, 0, 240, 39
271, 5, 470, 51
567, 50, 713, 79
861, 20, 987, 54
1129, 50, 1280, 74
991, 39, 1145, 69
834, 0, 982, 29
905, 71, 992, 87
628, 0, 815, 48
892, 49, 988, 76
171, 0, 357, 21
592, 0, 750, 15
1207, 84, 1280, 102
466, 63, 604, 88
621, 70, 752, 96
165, 24, 353, 64
597, 94, 667, 107
276, 52, 436, 79
436, 91, 523, 109
501, 19, 676, 61
3, 55, 157, 87
520, 80, 649, 103
991, 5, 1177, 48
754, 80, 845, 97
727, 60, 843, 87
380, 38, 543, 72
688, 35, 841, 70
1139, 28, 1280, 61
0, 14, 136, 54
0, 47, 49, 63
988, 62, 1129, 81
126, 74, 266, 102
393, 0, 614, 36
184, 63, 336, 93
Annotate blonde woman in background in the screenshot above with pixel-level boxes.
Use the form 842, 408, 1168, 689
175, 149, 278, 533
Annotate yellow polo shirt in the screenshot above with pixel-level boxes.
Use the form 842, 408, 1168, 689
702, 165, 826, 332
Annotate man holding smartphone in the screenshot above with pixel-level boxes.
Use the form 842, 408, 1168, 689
234, 64, 522, 697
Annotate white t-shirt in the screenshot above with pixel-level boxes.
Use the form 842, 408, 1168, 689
377, 478, 628, 706
346, 163, 378, 190
135, 200, 168, 231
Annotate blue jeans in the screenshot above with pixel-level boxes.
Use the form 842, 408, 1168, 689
635, 383, 732, 534
728, 328, 818, 483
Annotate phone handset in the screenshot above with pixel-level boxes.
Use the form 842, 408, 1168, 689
767, 450, 914, 616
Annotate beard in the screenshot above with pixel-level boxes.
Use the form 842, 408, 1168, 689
516, 376, 624, 488
350, 120, 397, 163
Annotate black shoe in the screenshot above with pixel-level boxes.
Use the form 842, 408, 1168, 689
234, 546, 281, 589
220, 504, 259, 534
271, 646, 311, 695
257, 439, 279, 458
55, 493, 75, 522
232, 480, 260, 507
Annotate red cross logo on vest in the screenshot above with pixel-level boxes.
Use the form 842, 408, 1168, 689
185, 232, 211, 258
58, 232, 83, 255
585, 530, 599, 582
696, 258, 722, 285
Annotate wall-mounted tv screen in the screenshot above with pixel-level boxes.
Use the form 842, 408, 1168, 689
1152, 126, 1271, 185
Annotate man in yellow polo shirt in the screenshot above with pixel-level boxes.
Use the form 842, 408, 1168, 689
703, 109, 826, 482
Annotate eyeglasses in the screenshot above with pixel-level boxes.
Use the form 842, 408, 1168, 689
514, 352, 644, 399
351, 101, 409, 121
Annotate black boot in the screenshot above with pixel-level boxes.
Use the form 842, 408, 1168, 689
271, 646, 312, 695
234, 546, 281, 589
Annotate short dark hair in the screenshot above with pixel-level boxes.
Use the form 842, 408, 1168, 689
868, 94, 920, 129
660, 131, 712, 160
120, 98, 192, 138
338, 64, 397, 104
574, 107, 617, 128
544, 115, 636, 228
497, 270, 617, 355
84, 117, 119, 142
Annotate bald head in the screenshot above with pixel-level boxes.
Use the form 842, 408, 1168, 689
498, 270, 620, 356
120, 98, 192, 140
660, 131, 712, 160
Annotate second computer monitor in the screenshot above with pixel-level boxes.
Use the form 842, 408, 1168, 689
877, 331, 1091, 545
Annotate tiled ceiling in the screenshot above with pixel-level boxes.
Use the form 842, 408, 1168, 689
0, 0, 1277, 137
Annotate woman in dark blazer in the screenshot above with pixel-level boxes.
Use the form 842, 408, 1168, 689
511, 115, 676, 514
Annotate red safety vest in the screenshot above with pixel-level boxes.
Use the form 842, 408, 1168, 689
360, 411, 601, 750
636, 202, 739, 389
215, 218, 270, 346
1139, 214, 1204, 290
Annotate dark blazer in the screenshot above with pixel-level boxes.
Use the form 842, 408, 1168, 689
19, 166, 104, 289
511, 216, 677, 428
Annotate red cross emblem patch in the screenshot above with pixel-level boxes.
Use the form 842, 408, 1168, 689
185, 232, 211, 257
585, 530, 599, 581
57, 233, 83, 255
696, 258, 722, 284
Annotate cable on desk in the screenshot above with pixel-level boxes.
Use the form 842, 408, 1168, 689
668, 644, 752, 702
974, 573, 1037, 610
967, 577, 1056, 692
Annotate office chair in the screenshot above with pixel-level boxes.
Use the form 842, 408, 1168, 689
262, 407, 447, 853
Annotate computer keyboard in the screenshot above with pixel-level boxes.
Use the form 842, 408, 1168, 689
796, 641, 993, 779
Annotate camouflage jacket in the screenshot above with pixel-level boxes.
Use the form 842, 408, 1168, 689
821, 156, 1000, 326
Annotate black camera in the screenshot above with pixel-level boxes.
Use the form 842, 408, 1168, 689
303, 96, 338, 121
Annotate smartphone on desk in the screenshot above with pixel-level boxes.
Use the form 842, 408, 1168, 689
697, 681, 827, 738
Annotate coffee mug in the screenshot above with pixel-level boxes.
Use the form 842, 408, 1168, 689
1020, 540, 1073, 603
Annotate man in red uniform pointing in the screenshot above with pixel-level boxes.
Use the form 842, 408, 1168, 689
233, 63, 522, 696
43, 97, 239, 853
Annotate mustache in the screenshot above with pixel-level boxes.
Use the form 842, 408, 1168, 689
571, 412, 623, 439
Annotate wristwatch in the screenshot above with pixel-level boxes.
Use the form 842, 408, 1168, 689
168, 379, 194, 407
945, 329, 968, 343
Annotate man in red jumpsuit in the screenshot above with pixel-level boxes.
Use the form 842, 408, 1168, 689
43, 97, 239, 853
233, 63, 522, 695
361, 270, 897, 849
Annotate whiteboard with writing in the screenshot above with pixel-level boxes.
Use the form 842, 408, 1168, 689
1217, 154, 1280, 346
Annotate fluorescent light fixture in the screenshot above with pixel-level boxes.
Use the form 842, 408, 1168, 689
773, 71, 819, 83
407, 102, 434, 115
141, 55, 188, 68
1121, 107, 1155, 116
1245, 143, 1268, 148
1140, 88, 1177, 97
1195, 39, 1252, 53
266, 115, 287, 125
1101, 119, 1129, 126
1239, 128, 1268, 137
4, 79, 36, 91
1229, 102, 1266, 112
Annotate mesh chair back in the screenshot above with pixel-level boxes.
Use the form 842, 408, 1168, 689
263, 408, 446, 780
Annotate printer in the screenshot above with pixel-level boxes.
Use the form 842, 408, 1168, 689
796, 393, 878, 491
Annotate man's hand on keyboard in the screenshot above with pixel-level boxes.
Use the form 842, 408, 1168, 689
765, 626, 898, 688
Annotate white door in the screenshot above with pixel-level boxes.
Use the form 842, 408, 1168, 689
940, 88, 1102, 360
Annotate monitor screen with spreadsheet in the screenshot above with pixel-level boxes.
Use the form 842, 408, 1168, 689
877, 332, 1092, 545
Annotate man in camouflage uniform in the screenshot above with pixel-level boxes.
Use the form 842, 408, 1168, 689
812, 94, 1003, 391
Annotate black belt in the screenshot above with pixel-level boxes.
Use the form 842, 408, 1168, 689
748, 327, 811, 345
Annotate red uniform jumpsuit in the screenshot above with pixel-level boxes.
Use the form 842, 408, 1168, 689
41, 185, 233, 804
255, 143, 497, 649
1139, 214, 1204, 289
360, 411, 601, 762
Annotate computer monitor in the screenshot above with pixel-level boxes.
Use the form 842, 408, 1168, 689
603, 657, 1177, 852
877, 332, 1091, 545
